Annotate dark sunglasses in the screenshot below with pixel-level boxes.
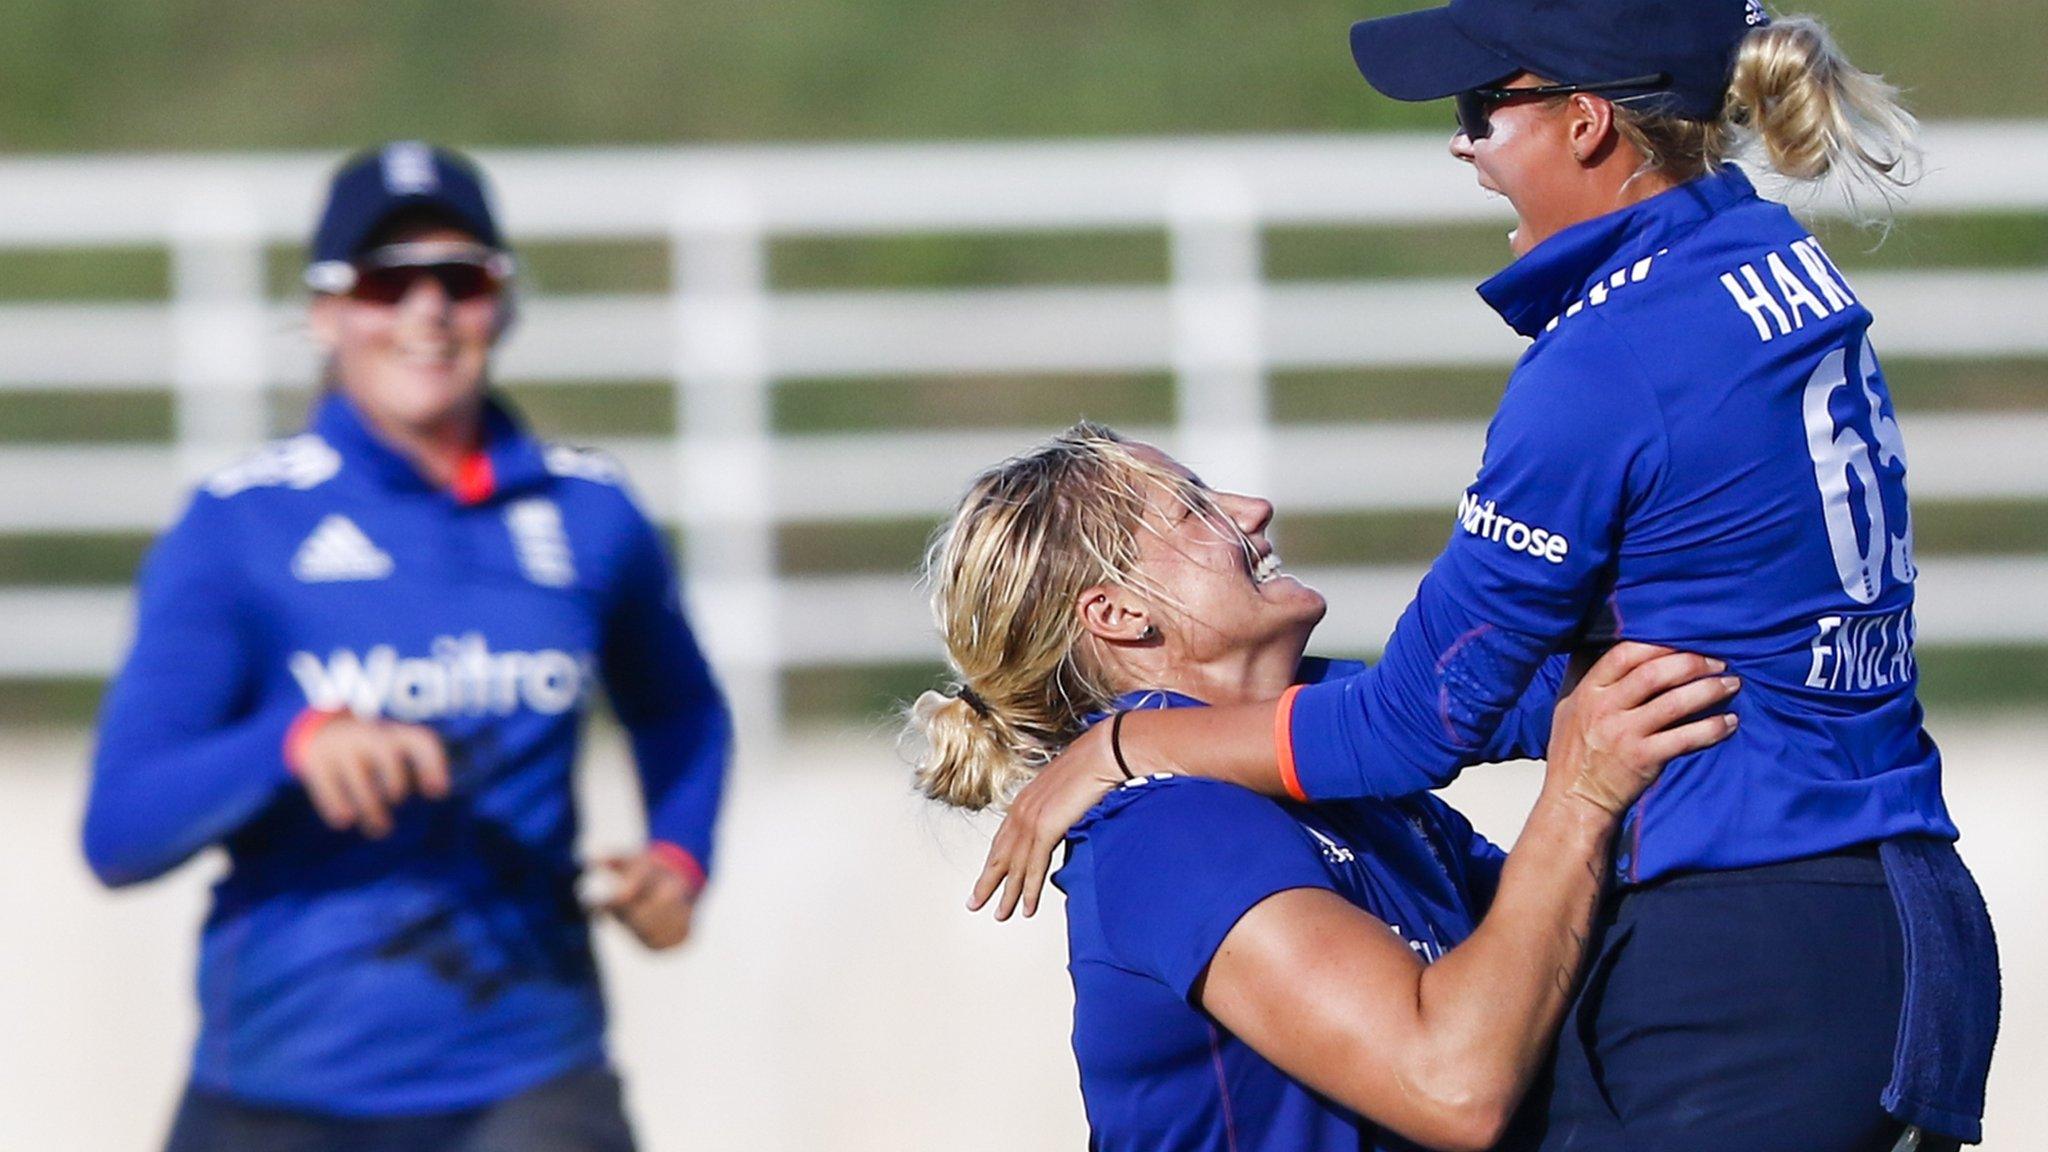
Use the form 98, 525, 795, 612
348, 261, 505, 305
305, 242, 515, 304
1454, 73, 1671, 141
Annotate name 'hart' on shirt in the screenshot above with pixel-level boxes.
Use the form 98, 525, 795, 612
1717, 235, 1859, 343
1280, 165, 1955, 886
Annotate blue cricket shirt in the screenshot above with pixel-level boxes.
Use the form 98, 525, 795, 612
1054, 659, 1551, 1152
83, 391, 732, 1115
1282, 166, 1956, 883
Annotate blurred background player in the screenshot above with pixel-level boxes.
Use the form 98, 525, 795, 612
978, 5, 1998, 1150
81, 142, 732, 1152
910, 425, 1740, 1152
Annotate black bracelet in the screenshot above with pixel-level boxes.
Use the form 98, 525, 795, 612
1110, 710, 1136, 780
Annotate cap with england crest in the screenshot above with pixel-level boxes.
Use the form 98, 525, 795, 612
304, 142, 506, 294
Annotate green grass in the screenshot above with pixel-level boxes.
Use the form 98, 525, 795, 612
13, 643, 2041, 732
1266, 223, 1512, 282
0, 392, 174, 442
1819, 214, 2048, 272
781, 519, 940, 575
773, 231, 1169, 291
0, 215, 2037, 313
516, 242, 675, 297
1916, 645, 2048, 711
0, 535, 151, 586
499, 382, 678, 437
0, 678, 102, 727
0, 247, 168, 300
773, 373, 1176, 433
1272, 359, 2048, 424
766, 498, 2048, 581
1883, 359, 2048, 414
18, 497, 2033, 587
0, 0, 2037, 153
784, 640, 2048, 731
1273, 367, 1508, 423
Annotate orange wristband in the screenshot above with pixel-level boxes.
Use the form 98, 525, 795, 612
1274, 684, 1307, 803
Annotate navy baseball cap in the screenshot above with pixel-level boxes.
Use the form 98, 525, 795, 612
306, 142, 504, 291
1350, 0, 1768, 121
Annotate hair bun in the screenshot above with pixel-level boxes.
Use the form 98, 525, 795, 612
909, 689, 1030, 812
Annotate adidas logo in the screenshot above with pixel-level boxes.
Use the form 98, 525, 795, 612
292, 515, 394, 582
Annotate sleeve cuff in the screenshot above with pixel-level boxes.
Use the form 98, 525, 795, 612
1274, 684, 1307, 802
648, 840, 708, 893
282, 708, 346, 777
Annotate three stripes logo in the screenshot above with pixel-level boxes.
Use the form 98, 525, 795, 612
291, 514, 394, 582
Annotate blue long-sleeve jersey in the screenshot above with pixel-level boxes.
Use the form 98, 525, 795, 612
1284, 166, 1955, 884
83, 391, 732, 1115
1059, 659, 1546, 1152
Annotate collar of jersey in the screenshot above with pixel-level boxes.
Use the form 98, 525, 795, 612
1079, 656, 1368, 729
1058, 656, 1371, 873
1477, 165, 1760, 339
312, 389, 551, 505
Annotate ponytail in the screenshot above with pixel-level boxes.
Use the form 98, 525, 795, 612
907, 422, 1235, 813
908, 689, 1039, 812
1726, 15, 1920, 215
1612, 12, 1920, 223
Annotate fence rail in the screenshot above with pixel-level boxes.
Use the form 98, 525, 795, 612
1, 125, 2043, 749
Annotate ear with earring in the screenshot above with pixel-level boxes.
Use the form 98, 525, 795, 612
1138, 624, 1160, 642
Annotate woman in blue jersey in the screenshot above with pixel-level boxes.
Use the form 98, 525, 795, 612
82, 143, 731, 1152
974, 6, 1998, 1151
911, 425, 1738, 1152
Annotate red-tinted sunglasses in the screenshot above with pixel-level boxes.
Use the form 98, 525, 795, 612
305, 242, 515, 304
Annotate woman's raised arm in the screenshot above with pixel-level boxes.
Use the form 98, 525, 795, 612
1181, 647, 1738, 1150
972, 642, 1731, 919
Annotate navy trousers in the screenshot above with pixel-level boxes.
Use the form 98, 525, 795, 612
1515, 849, 1947, 1152
162, 1064, 636, 1152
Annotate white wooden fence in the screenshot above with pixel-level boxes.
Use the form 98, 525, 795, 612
1, 124, 2044, 750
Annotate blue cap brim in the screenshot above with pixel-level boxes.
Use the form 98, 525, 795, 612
1350, 7, 1522, 102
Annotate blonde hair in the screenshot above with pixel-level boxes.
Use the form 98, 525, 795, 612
1611, 13, 1920, 222
908, 422, 1236, 812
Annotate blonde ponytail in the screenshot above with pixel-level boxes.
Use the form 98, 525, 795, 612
908, 689, 1037, 812
1725, 15, 1920, 215
1611, 12, 1919, 223
907, 422, 1236, 812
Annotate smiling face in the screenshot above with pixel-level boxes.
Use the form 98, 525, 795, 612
1078, 443, 1328, 702
307, 217, 502, 441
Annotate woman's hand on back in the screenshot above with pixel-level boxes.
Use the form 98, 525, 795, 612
290, 714, 453, 838
1544, 642, 1740, 819
970, 720, 1127, 921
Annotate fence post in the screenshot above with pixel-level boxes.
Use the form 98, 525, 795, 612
671, 176, 782, 767
1168, 168, 1268, 497
170, 178, 270, 481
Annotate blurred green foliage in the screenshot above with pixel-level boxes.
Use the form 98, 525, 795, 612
0, 0, 2040, 151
